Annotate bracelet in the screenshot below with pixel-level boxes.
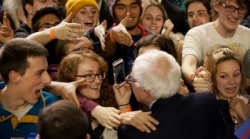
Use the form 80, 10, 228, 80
123, 105, 132, 113
189, 74, 194, 85
49, 27, 56, 39
109, 29, 115, 42
118, 103, 130, 107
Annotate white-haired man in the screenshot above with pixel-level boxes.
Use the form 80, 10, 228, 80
118, 50, 229, 139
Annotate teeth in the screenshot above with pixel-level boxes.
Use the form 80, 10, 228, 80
226, 87, 235, 91
149, 27, 157, 29
129, 18, 133, 21
229, 19, 236, 22
85, 21, 93, 23
90, 86, 98, 89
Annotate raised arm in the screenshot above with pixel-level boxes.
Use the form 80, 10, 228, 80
0, 12, 14, 44
26, 13, 83, 46
102, 13, 133, 58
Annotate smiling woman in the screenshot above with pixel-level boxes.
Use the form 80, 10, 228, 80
65, 0, 99, 31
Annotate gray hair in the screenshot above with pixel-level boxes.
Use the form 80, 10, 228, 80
132, 49, 181, 99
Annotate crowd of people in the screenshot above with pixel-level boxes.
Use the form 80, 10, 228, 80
0, 0, 250, 138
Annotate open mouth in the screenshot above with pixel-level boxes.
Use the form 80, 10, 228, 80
225, 87, 236, 93
84, 21, 94, 26
35, 90, 41, 98
149, 26, 157, 30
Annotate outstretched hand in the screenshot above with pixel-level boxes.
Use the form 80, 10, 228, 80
94, 20, 107, 51
53, 12, 83, 41
111, 13, 133, 46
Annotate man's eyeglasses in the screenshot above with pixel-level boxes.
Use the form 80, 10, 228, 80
125, 74, 137, 84
39, 22, 60, 31
221, 2, 248, 15
75, 71, 106, 82
72, 45, 95, 52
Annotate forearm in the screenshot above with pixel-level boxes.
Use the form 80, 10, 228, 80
26, 29, 51, 46
43, 81, 62, 96
182, 55, 198, 86
102, 33, 117, 58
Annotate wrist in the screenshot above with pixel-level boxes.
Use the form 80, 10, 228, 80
49, 27, 56, 39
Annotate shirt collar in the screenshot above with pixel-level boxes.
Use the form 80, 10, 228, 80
149, 99, 157, 109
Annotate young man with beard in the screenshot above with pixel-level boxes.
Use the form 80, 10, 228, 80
182, 0, 250, 88
0, 38, 60, 138
102, 0, 150, 84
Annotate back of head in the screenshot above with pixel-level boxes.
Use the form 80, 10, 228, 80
65, 0, 99, 22
0, 38, 48, 83
132, 49, 181, 99
206, 47, 245, 96
37, 100, 89, 139
32, 5, 62, 32
135, 34, 177, 60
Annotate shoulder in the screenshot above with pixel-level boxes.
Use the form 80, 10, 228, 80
237, 25, 250, 34
0, 81, 5, 89
41, 91, 61, 105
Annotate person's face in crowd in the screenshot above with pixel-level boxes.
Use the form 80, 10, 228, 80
37, 14, 61, 31
67, 37, 94, 53
32, 0, 58, 15
17, 56, 51, 105
74, 6, 99, 31
114, 0, 141, 30
216, 59, 241, 100
187, 2, 210, 28
141, 6, 164, 34
215, 0, 247, 32
130, 72, 146, 104
75, 58, 102, 100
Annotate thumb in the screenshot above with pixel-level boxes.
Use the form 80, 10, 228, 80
63, 12, 73, 23
73, 78, 86, 87
102, 20, 107, 30
120, 13, 130, 27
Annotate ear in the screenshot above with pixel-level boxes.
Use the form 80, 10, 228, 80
25, 3, 33, 15
9, 70, 21, 83
213, 3, 220, 12
143, 89, 151, 98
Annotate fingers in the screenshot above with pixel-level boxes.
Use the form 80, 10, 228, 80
74, 78, 86, 87
120, 13, 130, 27
63, 12, 73, 22
195, 66, 211, 81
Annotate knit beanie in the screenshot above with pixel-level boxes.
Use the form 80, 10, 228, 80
65, 0, 99, 22
109, 0, 142, 22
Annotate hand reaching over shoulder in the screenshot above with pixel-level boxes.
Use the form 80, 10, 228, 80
230, 97, 250, 122
91, 106, 121, 130
120, 111, 159, 133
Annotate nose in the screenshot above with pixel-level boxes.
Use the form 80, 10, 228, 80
43, 71, 52, 85
152, 18, 156, 24
232, 9, 240, 19
88, 11, 93, 17
229, 76, 235, 85
193, 14, 199, 21
93, 75, 101, 83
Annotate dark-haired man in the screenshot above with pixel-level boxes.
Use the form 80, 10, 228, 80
0, 38, 60, 138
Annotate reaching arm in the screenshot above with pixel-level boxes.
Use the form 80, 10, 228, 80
26, 13, 82, 46
181, 54, 198, 86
